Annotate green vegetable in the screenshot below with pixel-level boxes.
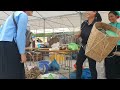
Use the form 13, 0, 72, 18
106, 30, 119, 37
68, 43, 79, 50
98, 28, 119, 37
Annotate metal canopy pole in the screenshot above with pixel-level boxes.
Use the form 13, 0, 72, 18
76, 11, 82, 30
43, 19, 45, 42
53, 28, 55, 35
3, 11, 9, 16
79, 11, 82, 29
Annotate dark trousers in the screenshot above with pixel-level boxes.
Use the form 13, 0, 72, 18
0, 41, 25, 79
105, 46, 120, 79
76, 47, 97, 79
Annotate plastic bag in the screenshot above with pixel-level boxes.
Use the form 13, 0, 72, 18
68, 43, 79, 50
70, 68, 91, 79
40, 73, 59, 79
37, 43, 41, 48
38, 60, 49, 74
81, 68, 91, 79
48, 59, 60, 71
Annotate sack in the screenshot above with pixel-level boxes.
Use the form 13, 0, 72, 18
38, 60, 49, 74
68, 43, 79, 50
70, 69, 91, 79
13, 13, 33, 47
48, 59, 60, 71
85, 22, 120, 62
81, 68, 91, 79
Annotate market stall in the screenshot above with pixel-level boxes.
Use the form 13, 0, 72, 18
25, 47, 79, 79
0, 11, 111, 79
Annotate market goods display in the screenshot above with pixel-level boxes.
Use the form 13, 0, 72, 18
25, 66, 41, 79
47, 36, 59, 47
26, 51, 42, 61
59, 44, 68, 50
25, 52, 41, 79
47, 33, 79, 46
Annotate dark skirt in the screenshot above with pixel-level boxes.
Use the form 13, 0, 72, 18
105, 45, 120, 79
0, 41, 25, 79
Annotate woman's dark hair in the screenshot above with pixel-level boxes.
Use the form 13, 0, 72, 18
93, 11, 102, 22
109, 11, 119, 17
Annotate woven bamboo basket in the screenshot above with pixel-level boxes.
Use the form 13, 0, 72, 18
85, 22, 120, 62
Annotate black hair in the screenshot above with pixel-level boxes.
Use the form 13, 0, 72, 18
94, 11, 102, 22
109, 11, 119, 16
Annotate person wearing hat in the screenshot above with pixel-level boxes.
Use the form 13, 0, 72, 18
0, 11, 33, 79
105, 11, 120, 79
75, 11, 102, 79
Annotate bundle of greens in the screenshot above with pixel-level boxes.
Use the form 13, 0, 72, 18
98, 28, 119, 37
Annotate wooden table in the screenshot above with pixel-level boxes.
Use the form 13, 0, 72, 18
25, 47, 50, 50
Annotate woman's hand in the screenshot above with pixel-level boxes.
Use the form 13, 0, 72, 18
75, 31, 81, 38
75, 34, 80, 38
21, 54, 27, 63
113, 52, 120, 56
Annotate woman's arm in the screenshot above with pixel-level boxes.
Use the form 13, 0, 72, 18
16, 13, 28, 55
16, 13, 28, 63
75, 30, 82, 38
75, 21, 86, 38
113, 51, 120, 56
